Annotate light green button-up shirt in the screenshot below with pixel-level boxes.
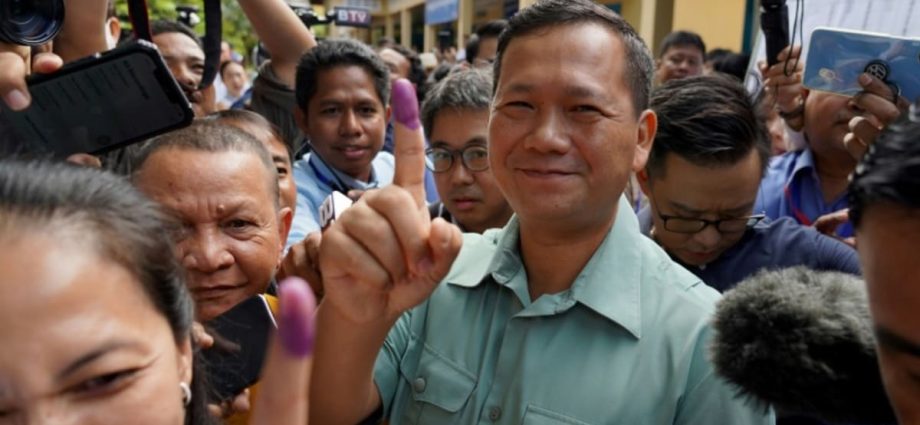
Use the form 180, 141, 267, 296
374, 197, 774, 425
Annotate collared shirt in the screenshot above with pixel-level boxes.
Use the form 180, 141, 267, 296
756, 149, 853, 237
637, 208, 861, 292
374, 197, 774, 425
287, 151, 395, 247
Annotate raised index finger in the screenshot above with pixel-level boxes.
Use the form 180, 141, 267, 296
390, 78, 427, 208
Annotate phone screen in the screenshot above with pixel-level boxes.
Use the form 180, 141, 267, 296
0, 41, 193, 157
803, 28, 920, 102
202, 294, 276, 402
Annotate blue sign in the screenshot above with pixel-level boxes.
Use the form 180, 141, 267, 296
334, 6, 372, 28
426, 0, 459, 25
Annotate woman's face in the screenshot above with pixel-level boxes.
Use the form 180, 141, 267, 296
0, 234, 193, 425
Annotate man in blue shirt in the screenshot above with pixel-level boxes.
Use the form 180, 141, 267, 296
286, 39, 396, 247
637, 75, 860, 293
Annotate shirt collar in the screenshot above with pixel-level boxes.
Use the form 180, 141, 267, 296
789, 148, 817, 183
307, 152, 380, 191
445, 197, 644, 338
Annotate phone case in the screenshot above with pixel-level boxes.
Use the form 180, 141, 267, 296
202, 294, 276, 402
0, 40, 194, 157
804, 28, 920, 103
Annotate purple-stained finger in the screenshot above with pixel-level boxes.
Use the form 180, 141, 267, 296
278, 277, 317, 357
392, 79, 421, 130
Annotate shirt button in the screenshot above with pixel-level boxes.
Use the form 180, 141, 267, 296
488, 406, 502, 421
412, 377, 426, 393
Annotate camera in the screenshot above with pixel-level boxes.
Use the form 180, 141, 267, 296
176, 5, 201, 28
0, 0, 66, 46
292, 6, 330, 28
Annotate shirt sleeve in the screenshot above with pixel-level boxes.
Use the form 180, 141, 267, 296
674, 325, 776, 425
812, 230, 862, 275
250, 61, 303, 154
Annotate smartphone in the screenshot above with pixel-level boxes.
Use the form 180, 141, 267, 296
0, 40, 194, 157
201, 294, 276, 402
803, 28, 920, 102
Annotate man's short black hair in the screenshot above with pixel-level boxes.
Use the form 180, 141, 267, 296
646, 74, 770, 180
295, 38, 390, 112
106, 0, 117, 19
477, 19, 509, 38
151, 19, 203, 50
850, 116, 920, 227
711, 52, 751, 81
494, 0, 654, 115
658, 30, 706, 58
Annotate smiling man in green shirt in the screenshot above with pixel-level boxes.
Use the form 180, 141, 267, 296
309, 0, 774, 424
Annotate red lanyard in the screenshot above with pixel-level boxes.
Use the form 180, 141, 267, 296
784, 183, 813, 226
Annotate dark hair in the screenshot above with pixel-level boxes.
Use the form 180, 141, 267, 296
130, 120, 280, 208
219, 60, 243, 79
711, 52, 751, 81
467, 19, 508, 61
706, 48, 733, 62
295, 38, 390, 112
106, 0, 117, 19
421, 69, 492, 139
465, 34, 480, 64
0, 160, 215, 425
658, 30, 706, 58
646, 74, 770, 179
477, 19, 509, 38
850, 116, 920, 227
151, 20, 203, 50
385, 44, 428, 103
210, 109, 293, 163
494, 0, 654, 114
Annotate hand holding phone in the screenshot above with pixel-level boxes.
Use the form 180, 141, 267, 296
0, 40, 193, 157
803, 28, 920, 102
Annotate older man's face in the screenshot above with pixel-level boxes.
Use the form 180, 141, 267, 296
134, 148, 291, 321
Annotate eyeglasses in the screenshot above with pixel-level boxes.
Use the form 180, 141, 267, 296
425, 145, 490, 173
657, 212, 766, 234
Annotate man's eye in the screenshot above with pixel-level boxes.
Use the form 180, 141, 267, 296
573, 105, 600, 113
322, 108, 339, 115
225, 219, 254, 230
276, 166, 289, 176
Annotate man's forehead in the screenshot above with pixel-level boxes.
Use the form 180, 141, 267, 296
154, 32, 205, 59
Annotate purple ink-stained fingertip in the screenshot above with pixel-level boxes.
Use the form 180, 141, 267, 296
392, 79, 421, 130
278, 277, 316, 357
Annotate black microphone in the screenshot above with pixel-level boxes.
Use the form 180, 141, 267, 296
710, 267, 896, 424
761, 0, 790, 66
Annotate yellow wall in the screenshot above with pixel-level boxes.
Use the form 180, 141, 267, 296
671, 0, 746, 52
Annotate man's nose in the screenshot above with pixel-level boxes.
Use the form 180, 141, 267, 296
448, 158, 475, 185
691, 224, 722, 249
338, 110, 362, 137
180, 230, 234, 273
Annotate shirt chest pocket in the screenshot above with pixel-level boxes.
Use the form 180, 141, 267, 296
399, 344, 477, 424
522, 405, 594, 425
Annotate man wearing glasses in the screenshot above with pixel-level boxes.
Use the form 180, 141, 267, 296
636, 75, 860, 292
421, 69, 513, 233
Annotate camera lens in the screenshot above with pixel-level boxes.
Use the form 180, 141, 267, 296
0, 0, 65, 46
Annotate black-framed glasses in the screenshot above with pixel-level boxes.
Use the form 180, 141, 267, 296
425, 145, 490, 173
657, 212, 766, 234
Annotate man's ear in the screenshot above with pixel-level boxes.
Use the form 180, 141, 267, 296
385, 104, 392, 123
276, 207, 294, 269
632, 109, 657, 173
294, 108, 310, 135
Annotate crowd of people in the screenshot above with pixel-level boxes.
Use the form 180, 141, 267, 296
0, 0, 918, 424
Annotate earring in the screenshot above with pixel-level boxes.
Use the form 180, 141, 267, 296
180, 382, 192, 406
